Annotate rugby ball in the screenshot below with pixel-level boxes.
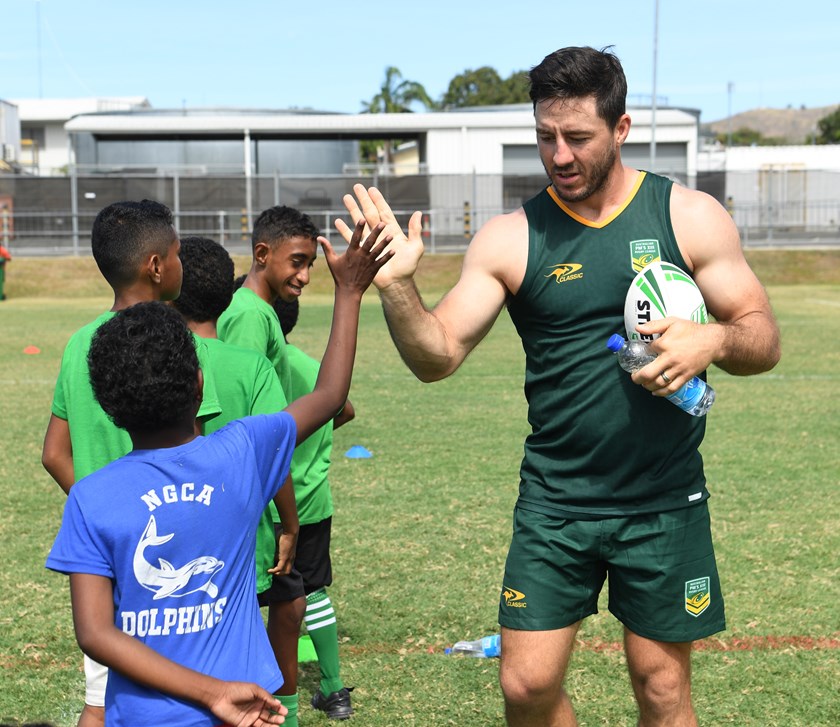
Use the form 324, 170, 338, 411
624, 261, 708, 340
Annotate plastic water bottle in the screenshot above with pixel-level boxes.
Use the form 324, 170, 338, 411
445, 634, 501, 658
605, 334, 715, 417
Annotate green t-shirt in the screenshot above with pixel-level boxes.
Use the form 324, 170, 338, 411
51, 311, 222, 483
284, 344, 334, 525
217, 287, 292, 398
199, 337, 290, 595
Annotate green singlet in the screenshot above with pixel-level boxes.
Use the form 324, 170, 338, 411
506, 172, 708, 519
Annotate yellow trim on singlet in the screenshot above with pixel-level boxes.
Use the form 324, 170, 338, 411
545, 171, 647, 229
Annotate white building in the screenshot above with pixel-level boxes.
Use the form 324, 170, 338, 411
10, 97, 150, 175
699, 144, 840, 232
63, 104, 699, 235
0, 100, 21, 172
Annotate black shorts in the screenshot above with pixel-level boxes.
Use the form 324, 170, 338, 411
257, 517, 333, 606
295, 517, 333, 593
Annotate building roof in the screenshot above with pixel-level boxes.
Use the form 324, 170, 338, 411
63, 106, 698, 137
10, 97, 151, 122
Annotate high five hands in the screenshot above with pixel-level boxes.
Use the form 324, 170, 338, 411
336, 184, 424, 289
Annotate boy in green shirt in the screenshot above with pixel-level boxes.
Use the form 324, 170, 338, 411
275, 296, 356, 720
41, 200, 221, 727
172, 235, 299, 601
217, 206, 320, 725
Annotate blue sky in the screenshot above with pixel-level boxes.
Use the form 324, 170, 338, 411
2, 0, 838, 123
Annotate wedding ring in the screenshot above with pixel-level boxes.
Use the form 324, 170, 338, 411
660, 371, 671, 384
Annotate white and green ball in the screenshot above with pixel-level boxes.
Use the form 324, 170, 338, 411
624, 261, 708, 340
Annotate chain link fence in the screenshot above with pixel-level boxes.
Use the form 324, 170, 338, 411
1, 169, 838, 256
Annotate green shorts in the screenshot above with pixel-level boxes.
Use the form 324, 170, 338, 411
499, 502, 725, 642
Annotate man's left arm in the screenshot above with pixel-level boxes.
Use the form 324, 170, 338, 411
636, 186, 780, 390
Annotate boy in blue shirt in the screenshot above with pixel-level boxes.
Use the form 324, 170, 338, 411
46, 221, 391, 727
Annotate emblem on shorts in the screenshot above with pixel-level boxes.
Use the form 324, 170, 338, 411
630, 239, 661, 273
685, 577, 711, 617
502, 586, 527, 609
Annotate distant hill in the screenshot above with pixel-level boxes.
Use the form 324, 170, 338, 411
702, 104, 839, 144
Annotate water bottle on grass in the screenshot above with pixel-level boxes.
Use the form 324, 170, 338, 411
606, 334, 715, 417
445, 634, 501, 657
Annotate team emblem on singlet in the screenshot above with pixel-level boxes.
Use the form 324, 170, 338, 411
685, 577, 711, 617
545, 263, 583, 284
629, 240, 662, 272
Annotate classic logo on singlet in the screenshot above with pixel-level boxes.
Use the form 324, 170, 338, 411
502, 586, 527, 609
629, 239, 661, 273
685, 577, 711, 617
545, 263, 583, 283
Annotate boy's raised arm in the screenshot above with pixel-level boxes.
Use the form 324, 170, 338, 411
285, 220, 392, 444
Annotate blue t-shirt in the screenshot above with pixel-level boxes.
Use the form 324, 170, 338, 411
46, 412, 297, 727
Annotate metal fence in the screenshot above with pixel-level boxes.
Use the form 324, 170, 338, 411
1, 169, 839, 256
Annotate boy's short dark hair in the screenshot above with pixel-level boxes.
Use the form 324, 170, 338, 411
91, 200, 176, 289
251, 205, 319, 251
88, 302, 199, 433
273, 298, 300, 338
173, 236, 234, 323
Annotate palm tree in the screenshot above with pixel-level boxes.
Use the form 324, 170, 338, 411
361, 67, 436, 170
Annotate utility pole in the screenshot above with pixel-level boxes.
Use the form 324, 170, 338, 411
650, 0, 659, 172
36, 0, 43, 98
727, 82, 734, 148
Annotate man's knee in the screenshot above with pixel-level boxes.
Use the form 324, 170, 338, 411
626, 642, 694, 721
499, 657, 561, 709
633, 667, 688, 711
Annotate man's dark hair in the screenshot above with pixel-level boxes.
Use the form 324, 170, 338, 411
91, 200, 175, 289
273, 298, 300, 338
173, 236, 234, 323
528, 46, 627, 129
88, 302, 199, 433
251, 205, 319, 251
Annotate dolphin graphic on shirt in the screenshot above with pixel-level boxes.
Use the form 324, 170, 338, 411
133, 516, 224, 600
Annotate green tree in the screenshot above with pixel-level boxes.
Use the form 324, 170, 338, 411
813, 107, 840, 144
441, 66, 530, 108
716, 127, 787, 146
361, 66, 436, 114
360, 66, 436, 168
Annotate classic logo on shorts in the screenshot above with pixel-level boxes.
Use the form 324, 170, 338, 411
685, 577, 711, 617
629, 239, 661, 273
545, 263, 583, 284
502, 587, 527, 609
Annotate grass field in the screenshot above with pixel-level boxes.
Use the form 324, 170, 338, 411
0, 251, 838, 726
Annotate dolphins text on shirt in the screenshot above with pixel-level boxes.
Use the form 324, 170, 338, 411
121, 598, 228, 637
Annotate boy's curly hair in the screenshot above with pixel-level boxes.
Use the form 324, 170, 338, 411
88, 302, 199, 432
173, 236, 234, 322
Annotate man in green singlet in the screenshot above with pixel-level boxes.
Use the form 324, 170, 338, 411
336, 47, 781, 727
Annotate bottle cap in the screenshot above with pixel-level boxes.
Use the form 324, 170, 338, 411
606, 334, 625, 352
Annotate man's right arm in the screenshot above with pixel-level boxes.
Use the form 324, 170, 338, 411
339, 184, 522, 382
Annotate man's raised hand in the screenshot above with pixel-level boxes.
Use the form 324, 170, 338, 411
319, 218, 394, 296
336, 184, 424, 290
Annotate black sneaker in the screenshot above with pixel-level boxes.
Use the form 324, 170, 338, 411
311, 686, 354, 720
